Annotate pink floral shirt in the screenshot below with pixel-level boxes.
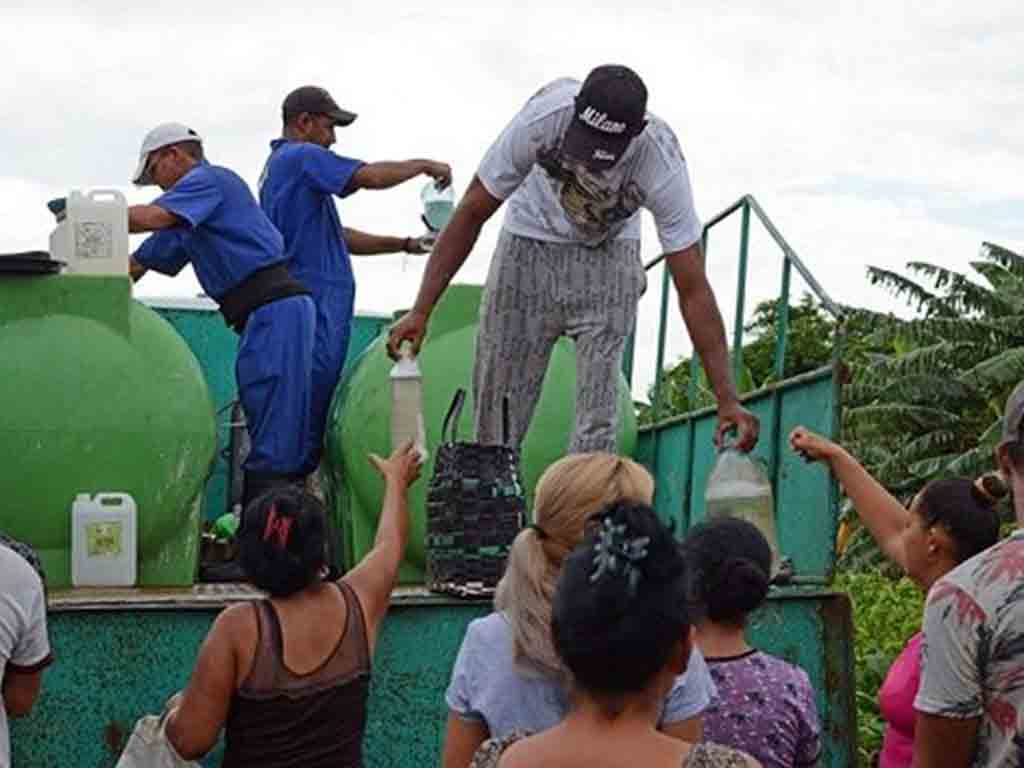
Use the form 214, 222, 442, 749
915, 530, 1024, 768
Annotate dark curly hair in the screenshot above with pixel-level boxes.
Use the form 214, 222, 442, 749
684, 517, 771, 627
552, 502, 691, 698
239, 486, 327, 597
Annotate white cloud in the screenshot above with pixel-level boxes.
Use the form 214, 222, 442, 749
2, 1, 1021, 400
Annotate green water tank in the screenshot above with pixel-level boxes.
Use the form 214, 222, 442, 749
323, 284, 637, 584
0, 274, 217, 588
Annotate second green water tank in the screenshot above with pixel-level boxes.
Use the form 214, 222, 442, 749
323, 284, 637, 584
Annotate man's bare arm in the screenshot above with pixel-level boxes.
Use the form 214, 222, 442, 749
344, 228, 420, 256
386, 176, 502, 357
346, 160, 451, 192
128, 204, 180, 234
666, 242, 759, 450
911, 712, 980, 768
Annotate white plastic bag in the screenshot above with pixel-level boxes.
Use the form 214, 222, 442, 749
115, 715, 199, 768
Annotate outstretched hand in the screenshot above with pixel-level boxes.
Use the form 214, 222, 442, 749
368, 442, 423, 488
789, 426, 840, 463
715, 401, 760, 451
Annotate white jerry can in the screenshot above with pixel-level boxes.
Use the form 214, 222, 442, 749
71, 493, 138, 587
50, 189, 130, 276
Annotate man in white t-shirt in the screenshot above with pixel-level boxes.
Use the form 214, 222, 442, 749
0, 543, 53, 768
388, 65, 758, 453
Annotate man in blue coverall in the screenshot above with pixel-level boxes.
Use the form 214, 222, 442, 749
259, 85, 451, 473
127, 122, 316, 507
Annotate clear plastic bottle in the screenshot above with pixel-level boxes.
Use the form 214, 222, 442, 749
390, 351, 428, 460
704, 447, 780, 573
420, 180, 454, 233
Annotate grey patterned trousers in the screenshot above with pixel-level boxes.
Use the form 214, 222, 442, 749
473, 230, 645, 453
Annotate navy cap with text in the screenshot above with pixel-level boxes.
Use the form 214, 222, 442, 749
562, 65, 648, 170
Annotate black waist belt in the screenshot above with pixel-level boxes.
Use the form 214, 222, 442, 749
218, 264, 309, 332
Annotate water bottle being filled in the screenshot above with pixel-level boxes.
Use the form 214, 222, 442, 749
421, 179, 454, 231
390, 348, 428, 460
419, 180, 455, 249
704, 444, 781, 575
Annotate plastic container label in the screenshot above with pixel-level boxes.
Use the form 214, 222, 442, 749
75, 222, 113, 260
86, 521, 123, 557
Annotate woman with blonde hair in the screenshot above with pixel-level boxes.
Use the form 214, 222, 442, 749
442, 452, 717, 768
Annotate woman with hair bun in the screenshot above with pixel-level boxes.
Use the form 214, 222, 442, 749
162, 443, 422, 767
471, 502, 758, 768
789, 426, 1004, 768
443, 454, 718, 768
685, 518, 821, 768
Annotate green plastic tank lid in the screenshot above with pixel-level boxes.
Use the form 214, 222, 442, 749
212, 513, 240, 540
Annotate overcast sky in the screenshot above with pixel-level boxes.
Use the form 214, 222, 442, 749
2, 1, 1021, 398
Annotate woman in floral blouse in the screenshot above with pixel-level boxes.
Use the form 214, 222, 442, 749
685, 517, 820, 768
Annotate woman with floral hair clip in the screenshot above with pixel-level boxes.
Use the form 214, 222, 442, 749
471, 501, 758, 768
443, 454, 718, 768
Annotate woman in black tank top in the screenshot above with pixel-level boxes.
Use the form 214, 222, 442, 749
161, 444, 422, 767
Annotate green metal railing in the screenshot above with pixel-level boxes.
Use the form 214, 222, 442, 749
635, 194, 844, 529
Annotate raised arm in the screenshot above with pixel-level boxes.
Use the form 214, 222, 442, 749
666, 242, 759, 451
386, 176, 503, 358
346, 159, 451, 192
789, 426, 910, 570
343, 443, 422, 650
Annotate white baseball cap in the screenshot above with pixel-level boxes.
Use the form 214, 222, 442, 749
132, 122, 203, 186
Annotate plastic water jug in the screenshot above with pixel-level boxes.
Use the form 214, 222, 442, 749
50, 189, 129, 275
420, 181, 454, 234
704, 448, 780, 573
71, 493, 138, 587
390, 351, 428, 460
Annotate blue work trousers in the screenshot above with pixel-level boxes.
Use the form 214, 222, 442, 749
303, 280, 355, 473
235, 294, 316, 475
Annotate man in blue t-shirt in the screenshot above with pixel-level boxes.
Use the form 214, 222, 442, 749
259, 85, 451, 472
128, 122, 317, 506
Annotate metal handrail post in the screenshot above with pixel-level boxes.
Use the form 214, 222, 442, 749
732, 201, 751, 385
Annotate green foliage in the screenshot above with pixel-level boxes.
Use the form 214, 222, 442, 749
639, 294, 839, 425
834, 570, 925, 767
742, 294, 836, 385
846, 242, 1024, 495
